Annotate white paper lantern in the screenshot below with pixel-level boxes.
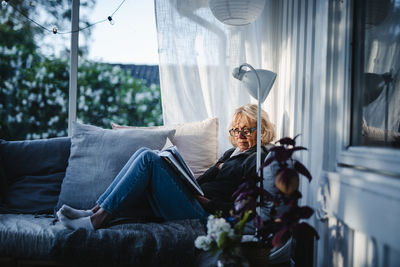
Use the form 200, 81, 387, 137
209, 0, 266, 26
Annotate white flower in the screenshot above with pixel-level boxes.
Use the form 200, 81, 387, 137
195, 215, 241, 253
206, 215, 215, 230
194, 235, 212, 251
208, 218, 231, 235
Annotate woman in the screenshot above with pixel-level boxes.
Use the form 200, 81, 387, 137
57, 104, 275, 230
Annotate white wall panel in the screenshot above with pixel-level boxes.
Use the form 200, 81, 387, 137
271, 0, 400, 266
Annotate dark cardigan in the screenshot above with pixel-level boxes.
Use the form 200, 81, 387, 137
197, 145, 268, 216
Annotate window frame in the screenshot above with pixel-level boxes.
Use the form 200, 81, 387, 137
336, 0, 400, 178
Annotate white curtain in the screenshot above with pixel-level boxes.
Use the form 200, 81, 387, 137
363, 4, 400, 132
154, 0, 284, 154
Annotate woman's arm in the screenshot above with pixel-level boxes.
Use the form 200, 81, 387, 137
197, 149, 233, 184
196, 164, 220, 184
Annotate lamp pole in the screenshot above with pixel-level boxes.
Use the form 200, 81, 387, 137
234, 63, 276, 220
238, 64, 263, 177
238, 64, 263, 215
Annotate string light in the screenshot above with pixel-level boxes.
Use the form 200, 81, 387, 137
107, 16, 115, 25
3, 0, 126, 34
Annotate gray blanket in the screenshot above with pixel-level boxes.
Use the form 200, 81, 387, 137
0, 214, 206, 266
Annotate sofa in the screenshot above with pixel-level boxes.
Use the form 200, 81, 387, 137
0, 118, 219, 267
0, 117, 310, 267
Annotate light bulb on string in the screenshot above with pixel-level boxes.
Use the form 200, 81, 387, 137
3, 0, 127, 35
107, 16, 115, 25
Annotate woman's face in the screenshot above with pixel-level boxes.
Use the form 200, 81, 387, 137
232, 117, 257, 152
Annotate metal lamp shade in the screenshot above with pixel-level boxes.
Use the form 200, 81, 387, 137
209, 0, 266, 26
232, 67, 276, 102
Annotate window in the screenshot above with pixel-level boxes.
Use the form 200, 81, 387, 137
351, 0, 400, 148
77, 0, 162, 129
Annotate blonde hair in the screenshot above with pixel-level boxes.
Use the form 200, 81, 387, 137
228, 104, 275, 147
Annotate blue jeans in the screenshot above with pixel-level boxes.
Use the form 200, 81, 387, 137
97, 147, 207, 221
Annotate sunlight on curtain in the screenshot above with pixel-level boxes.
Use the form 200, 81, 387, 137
154, 0, 285, 154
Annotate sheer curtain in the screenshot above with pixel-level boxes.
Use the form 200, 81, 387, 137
155, 0, 284, 154
363, 4, 400, 133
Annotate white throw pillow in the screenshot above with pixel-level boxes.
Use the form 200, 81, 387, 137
111, 117, 219, 178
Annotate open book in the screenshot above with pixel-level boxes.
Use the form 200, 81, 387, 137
158, 146, 204, 196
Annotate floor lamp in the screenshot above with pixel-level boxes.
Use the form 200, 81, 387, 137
232, 64, 276, 190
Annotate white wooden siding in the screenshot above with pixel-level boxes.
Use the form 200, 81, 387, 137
271, 0, 400, 266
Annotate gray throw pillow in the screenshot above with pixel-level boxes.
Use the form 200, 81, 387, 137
0, 137, 71, 214
55, 122, 175, 211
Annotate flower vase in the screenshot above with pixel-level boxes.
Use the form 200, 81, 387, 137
241, 242, 270, 267
216, 248, 249, 267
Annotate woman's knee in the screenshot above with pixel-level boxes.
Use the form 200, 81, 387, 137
140, 149, 161, 163
136, 147, 151, 155
128, 147, 150, 160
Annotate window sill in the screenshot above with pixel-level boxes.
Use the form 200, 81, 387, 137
338, 146, 400, 177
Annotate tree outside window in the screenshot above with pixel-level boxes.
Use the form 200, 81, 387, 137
0, 1, 162, 141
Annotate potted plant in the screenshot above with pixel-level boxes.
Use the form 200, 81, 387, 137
233, 135, 319, 265
195, 135, 319, 266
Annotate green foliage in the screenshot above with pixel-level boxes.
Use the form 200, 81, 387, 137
0, 51, 162, 140
1, 0, 95, 54
0, 0, 162, 141
0, 52, 69, 140
77, 61, 163, 128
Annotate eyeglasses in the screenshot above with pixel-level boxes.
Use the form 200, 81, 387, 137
229, 127, 256, 137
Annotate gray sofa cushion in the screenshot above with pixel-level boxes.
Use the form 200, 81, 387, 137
0, 137, 71, 214
0, 154, 7, 203
55, 122, 175, 211
0, 214, 65, 260
0, 214, 205, 266
0, 138, 70, 182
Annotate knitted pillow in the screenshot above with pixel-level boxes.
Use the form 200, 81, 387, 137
55, 122, 175, 210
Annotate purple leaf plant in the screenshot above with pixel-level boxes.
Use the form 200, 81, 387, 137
231, 135, 319, 248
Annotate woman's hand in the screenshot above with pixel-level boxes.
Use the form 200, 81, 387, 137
195, 195, 210, 206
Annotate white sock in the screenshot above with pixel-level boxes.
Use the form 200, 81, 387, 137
60, 204, 93, 219
58, 213, 94, 231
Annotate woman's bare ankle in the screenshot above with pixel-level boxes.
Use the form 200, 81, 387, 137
91, 205, 100, 213
90, 208, 111, 230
